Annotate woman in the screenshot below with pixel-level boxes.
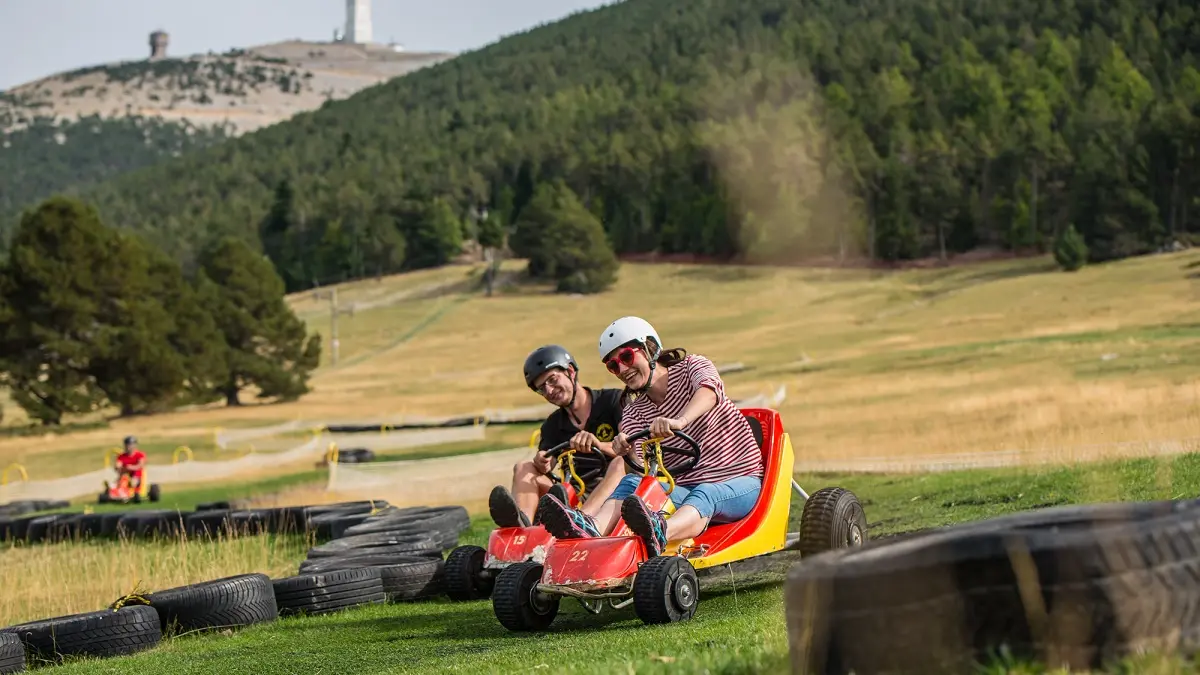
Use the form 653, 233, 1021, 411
535, 316, 763, 558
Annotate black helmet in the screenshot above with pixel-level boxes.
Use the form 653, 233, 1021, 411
123, 435, 137, 446
523, 345, 578, 390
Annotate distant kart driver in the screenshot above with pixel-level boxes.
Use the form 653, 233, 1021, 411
486, 345, 627, 528
115, 435, 147, 489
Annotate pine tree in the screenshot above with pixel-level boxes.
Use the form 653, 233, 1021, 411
197, 236, 322, 405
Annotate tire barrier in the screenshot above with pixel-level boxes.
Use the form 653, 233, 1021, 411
785, 497, 1200, 674
0, 498, 473, 667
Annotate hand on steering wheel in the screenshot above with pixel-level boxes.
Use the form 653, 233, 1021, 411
541, 438, 606, 488
621, 428, 701, 475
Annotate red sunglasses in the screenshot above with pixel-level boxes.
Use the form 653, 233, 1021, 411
604, 346, 639, 374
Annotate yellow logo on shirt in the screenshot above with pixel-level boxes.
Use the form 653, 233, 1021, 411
595, 423, 615, 442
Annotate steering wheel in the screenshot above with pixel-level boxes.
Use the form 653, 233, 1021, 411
541, 439, 606, 491
621, 428, 701, 476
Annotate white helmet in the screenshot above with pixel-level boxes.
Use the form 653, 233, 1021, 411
598, 316, 661, 361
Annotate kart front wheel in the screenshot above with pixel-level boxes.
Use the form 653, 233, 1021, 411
633, 556, 699, 625
148, 484, 161, 502
798, 486, 867, 557
492, 561, 558, 631
444, 545, 494, 601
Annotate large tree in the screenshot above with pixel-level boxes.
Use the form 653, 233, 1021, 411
198, 236, 321, 406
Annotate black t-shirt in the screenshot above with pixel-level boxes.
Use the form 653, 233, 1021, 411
537, 387, 623, 491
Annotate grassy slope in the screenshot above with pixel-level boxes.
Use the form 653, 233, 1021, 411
25, 450, 1200, 674
3, 250, 1198, 483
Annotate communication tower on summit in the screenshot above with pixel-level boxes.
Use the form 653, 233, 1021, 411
344, 0, 373, 44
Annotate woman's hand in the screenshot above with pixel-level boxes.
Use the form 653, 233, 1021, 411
612, 432, 632, 456
649, 416, 686, 439
569, 431, 599, 454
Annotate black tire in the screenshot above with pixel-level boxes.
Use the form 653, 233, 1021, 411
143, 573, 278, 635
633, 556, 699, 625
128, 510, 191, 539
195, 501, 231, 511
148, 484, 161, 502
798, 487, 867, 558
306, 531, 442, 559
296, 555, 444, 601
444, 545, 494, 601
184, 510, 233, 538
0, 632, 24, 674
311, 509, 396, 540
492, 561, 558, 632
785, 497, 1200, 675
272, 568, 386, 617
0, 605, 160, 663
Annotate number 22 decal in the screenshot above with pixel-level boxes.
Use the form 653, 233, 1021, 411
568, 549, 589, 562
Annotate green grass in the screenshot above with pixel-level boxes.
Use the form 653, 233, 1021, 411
30, 451, 1200, 674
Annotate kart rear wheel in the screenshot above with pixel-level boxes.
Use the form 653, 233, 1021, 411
492, 561, 558, 631
633, 556, 699, 625
444, 545, 494, 601
148, 484, 161, 503
798, 486, 867, 558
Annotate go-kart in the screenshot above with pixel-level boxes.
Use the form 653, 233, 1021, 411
490, 407, 868, 630
444, 439, 607, 601
98, 471, 161, 504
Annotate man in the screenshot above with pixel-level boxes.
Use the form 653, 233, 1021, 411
487, 345, 627, 528
115, 435, 147, 490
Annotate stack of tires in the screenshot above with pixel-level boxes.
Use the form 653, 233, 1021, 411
290, 505, 471, 604
0, 573, 281, 669
0, 502, 473, 666
785, 498, 1200, 674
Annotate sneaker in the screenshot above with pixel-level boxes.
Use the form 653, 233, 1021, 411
536, 493, 601, 539
547, 482, 570, 505
533, 482, 571, 525
488, 485, 531, 528
621, 495, 668, 557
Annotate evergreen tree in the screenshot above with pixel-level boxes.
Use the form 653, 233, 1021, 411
513, 182, 620, 293
197, 236, 322, 406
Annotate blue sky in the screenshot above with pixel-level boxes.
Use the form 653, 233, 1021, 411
0, 0, 612, 90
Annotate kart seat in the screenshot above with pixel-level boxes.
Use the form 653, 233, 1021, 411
745, 416, 764, 450
689, 408, 784, 555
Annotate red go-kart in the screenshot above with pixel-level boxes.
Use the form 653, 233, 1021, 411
443, 439, 606, 601
490, 407, 868, 630
98, 471, 161, 504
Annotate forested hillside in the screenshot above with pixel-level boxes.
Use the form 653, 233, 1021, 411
0, 115, 233, 231
22, 0, 1200, 287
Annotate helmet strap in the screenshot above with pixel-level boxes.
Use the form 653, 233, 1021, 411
629, 340, 658, 399
563, 369, 583, 427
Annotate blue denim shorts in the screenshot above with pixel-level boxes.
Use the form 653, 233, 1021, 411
607, 473, 763, 523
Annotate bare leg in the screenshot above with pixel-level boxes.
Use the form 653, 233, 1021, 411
663, 505, 708, 541
590, 498, 625, 535
511, 460, 553, 522
579, 461, 626, 518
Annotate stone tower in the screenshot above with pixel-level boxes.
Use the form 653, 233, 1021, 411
149, 30, 169, 59
345, 0, 372, 44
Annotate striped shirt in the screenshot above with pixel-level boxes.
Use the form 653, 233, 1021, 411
620, 354, 763, 484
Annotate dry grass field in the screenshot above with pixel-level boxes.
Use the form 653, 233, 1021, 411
0, 250, 1197, 484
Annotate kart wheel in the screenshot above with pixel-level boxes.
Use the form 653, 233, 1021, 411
633, 556, 699, 625
148, 484, 161, 503
492, 561, 558, 631
97, 492, 110, 504
798, 486, 867, 557
444, 545, 494, 601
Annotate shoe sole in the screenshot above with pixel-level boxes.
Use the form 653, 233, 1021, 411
489, 486, 529, 528
536, 494, 594, 539
621, 497, 664, 557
